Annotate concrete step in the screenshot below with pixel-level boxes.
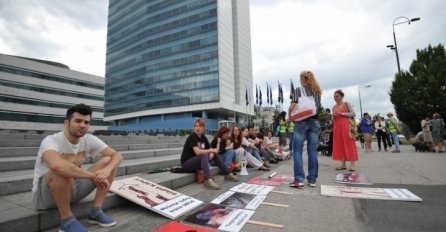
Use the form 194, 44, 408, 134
0, 147, 183, 172
0, 138, 186, 147
0, 142, 184, 157
0, 168, 221, 232
0, 154, 183, 196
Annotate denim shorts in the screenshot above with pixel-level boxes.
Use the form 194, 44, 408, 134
33, 173, 96, 210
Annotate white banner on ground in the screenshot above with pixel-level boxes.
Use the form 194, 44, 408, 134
211, 191, 266, 210
230, 183, 275, 196
110, 176, 203, 219
321, 185, 422, 202
183, 203, 255, 232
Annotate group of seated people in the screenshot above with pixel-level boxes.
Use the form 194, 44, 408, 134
180, 119, 289, 190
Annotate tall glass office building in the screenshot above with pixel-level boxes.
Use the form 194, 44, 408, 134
104, 0, 253, 133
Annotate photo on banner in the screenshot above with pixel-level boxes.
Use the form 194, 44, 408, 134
321, 185, 423, 201
183, 203, 255, 232
110, 176, 203, 219
247, 176, 283, 186
211, 191, 266, 210
154, 221, 215, 232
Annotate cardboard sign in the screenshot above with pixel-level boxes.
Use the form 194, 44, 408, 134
211, 191, 266, 210
334, 173, 372, 185
183, 203, 255, 232
230, 183, 275, 195
110, 176, 203, 219
154, 221, 215, 232
321, 185, 423, 202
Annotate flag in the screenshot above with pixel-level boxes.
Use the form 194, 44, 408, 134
266, 84, 270, 105
245, 87, 249, 106
290, 79, 295, 100
255, 85, 258, 105
259, 87, 262, 106
269, 84, 273, 105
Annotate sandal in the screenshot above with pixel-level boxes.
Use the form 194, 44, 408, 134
335, 167, 347, 170
348, 168, 356, 172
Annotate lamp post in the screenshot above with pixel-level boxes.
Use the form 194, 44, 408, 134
358, 85, 372, 118
387, 16, 420, 75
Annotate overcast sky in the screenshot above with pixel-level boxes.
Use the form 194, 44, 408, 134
1, 0, 445, 118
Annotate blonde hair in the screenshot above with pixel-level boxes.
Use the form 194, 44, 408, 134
300, 71, 322, 95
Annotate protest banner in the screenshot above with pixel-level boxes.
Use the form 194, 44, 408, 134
230, 183, 275, 195
321, 185, 423, 201
183, 203, 254, 232
211, 191, 266, 210
110, 176, 203, 219
334, 173, 372, 185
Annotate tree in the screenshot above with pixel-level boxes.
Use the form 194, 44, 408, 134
390, 44, 446, 134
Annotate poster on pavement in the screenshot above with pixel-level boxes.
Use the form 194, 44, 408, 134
183, 203, 255, 232
334, 173, 372, 185
110, 176, 203, 219
247, 176, 283, 186
230, 183, 275, 195
154, 221, 215, 232
321, 185, 423, 201
211, 191, 266, 210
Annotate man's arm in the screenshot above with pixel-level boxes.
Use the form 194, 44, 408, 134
42, 150, 95, 179
93, 147, 123, 183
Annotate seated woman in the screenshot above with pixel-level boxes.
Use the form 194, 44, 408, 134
180, 119, 239, 190
210, 127, 237, 170
265, 131, 279, 150
256, 131, 280, 163
231, 126, 270, 171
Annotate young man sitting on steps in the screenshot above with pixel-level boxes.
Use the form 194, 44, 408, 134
32, 104, 123, 232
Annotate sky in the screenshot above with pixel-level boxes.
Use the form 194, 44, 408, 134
0, 0, 445, 118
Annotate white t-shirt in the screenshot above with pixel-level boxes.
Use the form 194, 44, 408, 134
265, 136, 273, 145
32, 131, 107, 192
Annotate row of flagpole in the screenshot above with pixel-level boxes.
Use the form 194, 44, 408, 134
244, 80, 296, 126
245, 79, 295, 107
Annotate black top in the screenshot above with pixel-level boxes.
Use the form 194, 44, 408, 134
211, 138, 228, 154
180, 133, 210, 165
291, 86, 322, 120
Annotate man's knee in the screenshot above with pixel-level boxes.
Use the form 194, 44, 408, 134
91, 156, 113, 170
46, 171, 73, 189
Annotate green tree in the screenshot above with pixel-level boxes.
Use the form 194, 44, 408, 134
390, 44, 446, 134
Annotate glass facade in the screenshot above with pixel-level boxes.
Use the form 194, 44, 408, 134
105, 0, 220, 117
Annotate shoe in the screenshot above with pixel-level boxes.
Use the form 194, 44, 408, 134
335, 167, 347, 170
289, 181, 304, 188
87, 210, 116, 228
348, 168, 356, 172
203, 179, 220, 190
308, 182, 317, 187
269, 159, 278, 164
263, 163, 271, 168
391, 150, 400, 153
224, 173, 240, 182
60, 217, 89, 232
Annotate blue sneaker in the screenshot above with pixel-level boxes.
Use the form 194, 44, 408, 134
87, 210, 116, 227
59, 217, 89, 232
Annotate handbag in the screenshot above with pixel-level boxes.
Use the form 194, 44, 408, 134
290, 87, 317, 122
346, 102, 358, 139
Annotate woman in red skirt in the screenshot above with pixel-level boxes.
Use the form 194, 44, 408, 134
332, 89, 358, 171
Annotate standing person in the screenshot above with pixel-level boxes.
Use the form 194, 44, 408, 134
278, 112, 288, 152
210, 127, 236, 169
386, 112, 401, 153
288, 70, 322, 188
421, 116, 434, 150
32, 104, 123, 232
374, 116, 388, 151
181, 119, 239, 190
360, 113, 373, 152
332, 90, 358, 171
431, 113, 445, 153
324, 108, 334, 156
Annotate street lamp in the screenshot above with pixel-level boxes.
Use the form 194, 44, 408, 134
387, 16, 420, 75
358, 85, 372, 118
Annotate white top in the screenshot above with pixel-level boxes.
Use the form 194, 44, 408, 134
265, 136, 273, 145
374, 121, 386, 132
32, 131, 107, 192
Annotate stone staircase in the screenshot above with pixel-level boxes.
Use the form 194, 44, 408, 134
0, 130, 220, 232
